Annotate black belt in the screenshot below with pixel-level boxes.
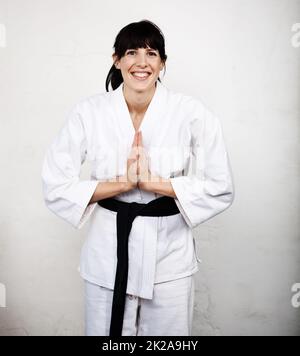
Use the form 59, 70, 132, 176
97, 196, 180, 336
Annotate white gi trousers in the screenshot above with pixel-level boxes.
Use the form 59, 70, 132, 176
84, 275, 195, 336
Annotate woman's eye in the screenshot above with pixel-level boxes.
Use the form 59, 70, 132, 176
126, 50, 157, 56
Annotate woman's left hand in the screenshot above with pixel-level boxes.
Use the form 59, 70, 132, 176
136, 131, 176, 198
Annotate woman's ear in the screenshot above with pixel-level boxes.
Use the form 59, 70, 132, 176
112, 54, 120, 69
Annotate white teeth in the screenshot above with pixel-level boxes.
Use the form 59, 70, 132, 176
132, 72, 150, 78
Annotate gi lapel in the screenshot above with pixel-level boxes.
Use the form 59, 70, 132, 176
110, 80, 168, 149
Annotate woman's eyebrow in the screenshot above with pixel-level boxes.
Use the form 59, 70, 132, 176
126, 48, 157, 51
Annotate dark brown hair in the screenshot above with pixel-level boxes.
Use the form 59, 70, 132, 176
105, 20, 167, 91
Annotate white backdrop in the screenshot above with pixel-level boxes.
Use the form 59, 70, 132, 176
0, 0, 299, 336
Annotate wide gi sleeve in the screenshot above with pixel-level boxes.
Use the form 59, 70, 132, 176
41, 104, 99, 229
170, 104, 235, 229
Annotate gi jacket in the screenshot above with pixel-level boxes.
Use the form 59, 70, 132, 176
41, 81, 234, 299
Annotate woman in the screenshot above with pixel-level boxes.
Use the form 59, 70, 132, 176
41, 20, 234, 336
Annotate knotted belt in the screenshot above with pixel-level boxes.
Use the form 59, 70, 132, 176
97, 196, 180, 336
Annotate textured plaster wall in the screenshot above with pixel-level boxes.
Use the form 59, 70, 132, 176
0, 0, 299, 335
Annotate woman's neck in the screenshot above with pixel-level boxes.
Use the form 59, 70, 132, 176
122, 83, 156, 116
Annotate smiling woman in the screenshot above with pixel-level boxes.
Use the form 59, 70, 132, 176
106, 20, 167, 92
41, 19, 234, 337
119, 47, 161, 70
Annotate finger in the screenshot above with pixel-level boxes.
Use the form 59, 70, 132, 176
137, 131, 143, 157
137, 131, 143, 147
139, 131, 143, 146
129, 132, 139, 160
129, 144, 139, 160
138, 144, 147, 162
132, 131, 139, 147
139, 150, 148, 168
133, 132, 139, 146
128, 161, 138, 184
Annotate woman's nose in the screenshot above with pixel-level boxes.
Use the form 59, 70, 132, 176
135, 53, 148, 66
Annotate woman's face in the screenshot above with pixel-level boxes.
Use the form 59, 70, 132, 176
113, 46, 165, 93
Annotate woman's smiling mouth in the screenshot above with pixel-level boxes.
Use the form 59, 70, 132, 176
131, 72, 152, 81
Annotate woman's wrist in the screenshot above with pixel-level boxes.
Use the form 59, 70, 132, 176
139, 175, 177, 198
115, 174, 137, 193
138, 174, 160, 191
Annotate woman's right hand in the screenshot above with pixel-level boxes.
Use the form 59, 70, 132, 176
89, 132, 139, 203
120, 131, 139, 191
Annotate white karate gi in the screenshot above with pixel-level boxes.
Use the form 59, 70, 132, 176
41, 80, 234, 302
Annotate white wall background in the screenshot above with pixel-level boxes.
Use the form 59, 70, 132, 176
0, 0, 299, 336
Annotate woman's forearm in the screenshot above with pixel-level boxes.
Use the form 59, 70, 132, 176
139, 176, 177, 198
89, 174, 177, 205
88, 176, 132, 204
